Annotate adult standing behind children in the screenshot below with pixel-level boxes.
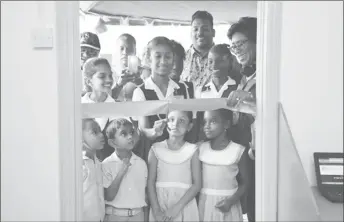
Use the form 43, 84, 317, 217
227, 17, 258, 222
111, 33, 144, 101
180, 11, 215, 96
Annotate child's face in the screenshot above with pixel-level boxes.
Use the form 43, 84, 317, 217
167, 111, 192, 137
110, 124, 138, 151
203, 110, 229, 139
87, 64, 114, 93
150, 45, 174, 77
83, 120, 105, 151
169, 55, 183, 81
116, 38, 136, 68
81, 46, 99, 67
208, 51, 230, 78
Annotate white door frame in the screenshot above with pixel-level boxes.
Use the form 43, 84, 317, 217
56, 1, 282, 221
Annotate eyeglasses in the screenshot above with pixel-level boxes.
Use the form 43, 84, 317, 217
229, 39, 249, 52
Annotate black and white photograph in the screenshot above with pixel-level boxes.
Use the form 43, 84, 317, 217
80, 1, 257, 222
1, 1, 343, 222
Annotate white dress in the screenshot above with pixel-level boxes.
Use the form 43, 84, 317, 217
198, 141, 245, 222
149, 140, 200, 222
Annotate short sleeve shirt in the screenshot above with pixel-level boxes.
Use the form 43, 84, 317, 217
83, 152, 105, 221
180, 45, 212, 93
102, 152, 148, 209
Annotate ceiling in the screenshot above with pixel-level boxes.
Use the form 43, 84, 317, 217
80, 1, 257, 25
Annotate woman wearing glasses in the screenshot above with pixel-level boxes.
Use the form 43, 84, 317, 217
227, 17, 257, 222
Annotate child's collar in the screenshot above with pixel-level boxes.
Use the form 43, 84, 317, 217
82, 143, 96, 160
89, 91, 109, 103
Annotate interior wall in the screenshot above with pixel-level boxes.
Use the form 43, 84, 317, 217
279, 1, 343, 186
277, 107, 320, 221
1, 1, 61, 221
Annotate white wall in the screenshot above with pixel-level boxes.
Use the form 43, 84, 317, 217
277, 108, 320, 221
1, 1, 61, 221
279, 1, 343, 186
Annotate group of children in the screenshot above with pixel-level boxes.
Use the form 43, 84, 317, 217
81, 34, 250, 221
83, 108, 248, 222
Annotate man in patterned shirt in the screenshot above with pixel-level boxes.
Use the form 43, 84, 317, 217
180, 11, 215, 95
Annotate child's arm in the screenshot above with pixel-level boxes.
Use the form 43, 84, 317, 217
215, 149, 250, 212
104, 158, 130, 201
143, 164, 149, 222
147, 151, 165, 221
164, 150, 202, 220
138, 116, 167, 140
143, 188, 149, 222
111, 72, 136, 99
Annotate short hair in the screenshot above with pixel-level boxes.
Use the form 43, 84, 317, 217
82, 57, 111, 92
117, 33, 136, 46
216, 108, 233, 124
82, 118, 97, 131
209, 44, 234, 71
171, 40, 186, 61
191, 10, 214, 27
145, 36, 174, 60
210, 44, 232, 58
105, 118, 133, 139
227, 17, 257, 44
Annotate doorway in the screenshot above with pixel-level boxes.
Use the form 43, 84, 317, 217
56, 1, 282, 221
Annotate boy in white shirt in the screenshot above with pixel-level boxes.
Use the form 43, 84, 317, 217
102, 118, 148, 221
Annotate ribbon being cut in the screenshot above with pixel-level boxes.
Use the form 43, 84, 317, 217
82, 98, 256, 118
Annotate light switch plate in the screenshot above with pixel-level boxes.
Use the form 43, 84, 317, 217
32, 28, 53, 49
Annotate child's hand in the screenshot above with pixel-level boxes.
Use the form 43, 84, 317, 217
163, 205, 181, 221
118, 157, 131, 175
153, 209, 165, 222
251, 121, 256, 152
215, 197, 234, 213
117, 71, 136, 87
152, 119, 167, 137
227, 90, 254, 108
